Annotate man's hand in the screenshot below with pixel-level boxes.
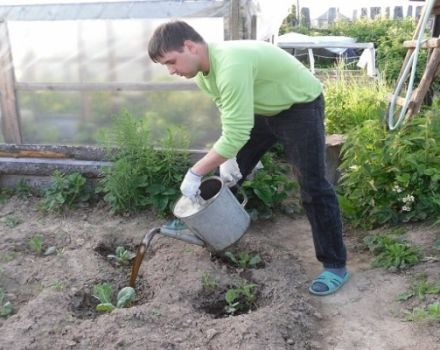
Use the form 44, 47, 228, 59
220, 158, 242, 186
180, 169, 202, 199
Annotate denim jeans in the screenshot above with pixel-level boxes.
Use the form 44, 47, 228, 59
236, 94, 347, 268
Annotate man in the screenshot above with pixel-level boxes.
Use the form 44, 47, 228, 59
148, 20, 349, 296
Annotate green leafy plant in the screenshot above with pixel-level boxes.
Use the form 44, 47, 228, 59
28, 234, 44, 255
224, 281, 257, 315
107, 246, 135, 266
200, 272, 219, 292
40, 171, 91, 212
92, 283, 135, 312
363, 234, 421, 270
338, 108, 440, 229
324, 68, 388, 135
15, 179, 39, 198
396, 275, 440, 302
224, 251, 262, 269
0, 288, 13, 317
404, 302, 440, 321
1, 216, 22, 228
97, 111, 191, 215
242, 150, 300, 220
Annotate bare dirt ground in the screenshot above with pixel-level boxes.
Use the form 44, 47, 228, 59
0, 196, 439, 350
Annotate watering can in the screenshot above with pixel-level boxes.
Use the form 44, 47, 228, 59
142, 176, 250, 253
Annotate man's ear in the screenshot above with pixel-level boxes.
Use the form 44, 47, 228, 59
183, 40, 197, 53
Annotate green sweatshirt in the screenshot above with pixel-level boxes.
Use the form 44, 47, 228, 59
195, 40, 323, 159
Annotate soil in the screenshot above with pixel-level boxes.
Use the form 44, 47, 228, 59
0, 196, 439, 350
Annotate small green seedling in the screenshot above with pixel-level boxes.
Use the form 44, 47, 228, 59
28, 234, 44, 255
92, 282, 135, 312
200, 272, 219, 292
0, 288, 13, 317
1, 216, 22, 228
224, 281, 257, 315
107, 246, 135, 266
224, 251, 262, 269
396, 276, 440, 302
404, 302, 440, 321
363, 234, 421, 270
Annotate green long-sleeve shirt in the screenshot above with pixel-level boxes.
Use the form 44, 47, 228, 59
195, 40, 322, 159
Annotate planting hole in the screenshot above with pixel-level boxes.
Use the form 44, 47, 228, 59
94, 241, 136, 268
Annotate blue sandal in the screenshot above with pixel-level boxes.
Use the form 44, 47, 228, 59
309, 270, 350, 296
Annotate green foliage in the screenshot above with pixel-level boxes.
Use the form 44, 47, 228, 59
15, 180, 39, 198
224, 281, 257, 315
363, 234, 421, 270
324, 70, 389, 134
224, 251, 262, 269
242, 151, 300, 220
0, 288, 13, 317
28, 234, 44, 255
1, 216, 22, 228
40, 171, 91, 212
107, 246, 135, 266
0, 188, 13, 204
92, 282, 115, 312
323, 17, 427, 85
396, 275, 440, 302
92, 283, 135, 312
97, 111, 191, 215
116, 287, 136, 308
404, 302, 440, 321
200, 272, 219, 292
338, 108, 440, 229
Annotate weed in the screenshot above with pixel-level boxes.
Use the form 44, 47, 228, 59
224, 251, 262, 269
49, 281, 64, 290
396, 276, 440, 302
1, 216, 22, 228
97, 111, 190, 215
15, 180, 39, 198
224, 281, 257, 315
0, 188, 13, 204
200, 272, 219, 292
28, 234, 44, 255
0, 288, 13, 317
40, 171, 91, 212
0, 252, 16, 262
404, 302, 440, 321
363, 234, 421, 270
242, 150, 299, 220
107, 246, 135, 266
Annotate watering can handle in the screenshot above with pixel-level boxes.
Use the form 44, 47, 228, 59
237, 186, 248, 208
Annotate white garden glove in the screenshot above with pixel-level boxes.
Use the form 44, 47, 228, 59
220, 157, 242, 187
180, 169, 202, 199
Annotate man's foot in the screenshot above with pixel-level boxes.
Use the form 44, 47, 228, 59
309, 268, 350, 296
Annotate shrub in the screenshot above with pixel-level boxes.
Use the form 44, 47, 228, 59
97, 110, 191, 215
338, 105, 440, 229
324, 69, 389, 134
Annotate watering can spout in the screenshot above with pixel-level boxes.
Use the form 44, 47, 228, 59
159, 219, 205, 247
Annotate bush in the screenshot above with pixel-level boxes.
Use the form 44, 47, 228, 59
338, 105, 440, 229
97, 110, 191, 215
324, 69, 389, 134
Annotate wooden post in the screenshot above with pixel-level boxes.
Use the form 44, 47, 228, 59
230, 0, 240, 40
0, 20, 22, 144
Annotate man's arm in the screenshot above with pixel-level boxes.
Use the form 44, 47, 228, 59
191, 149, 227, 176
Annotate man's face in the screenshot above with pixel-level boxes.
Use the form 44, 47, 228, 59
157, 41, 200, 79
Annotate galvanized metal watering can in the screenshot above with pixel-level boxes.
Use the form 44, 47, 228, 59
142, 176, 250, 253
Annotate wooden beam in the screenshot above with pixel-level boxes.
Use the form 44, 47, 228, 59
229, 0, 240, 40
403, 38, 440, 48
15, 81, 199, 92
0, 20, 22, 144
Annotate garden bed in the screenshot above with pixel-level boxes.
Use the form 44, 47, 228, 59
0, 196, 439, 349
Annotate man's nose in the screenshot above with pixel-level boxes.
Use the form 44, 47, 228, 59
167, 66, 176, 75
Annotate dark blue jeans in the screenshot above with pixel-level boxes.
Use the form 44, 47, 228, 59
236, 94, 347, 268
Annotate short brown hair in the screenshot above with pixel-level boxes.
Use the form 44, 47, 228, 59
148, 20, 205, 62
